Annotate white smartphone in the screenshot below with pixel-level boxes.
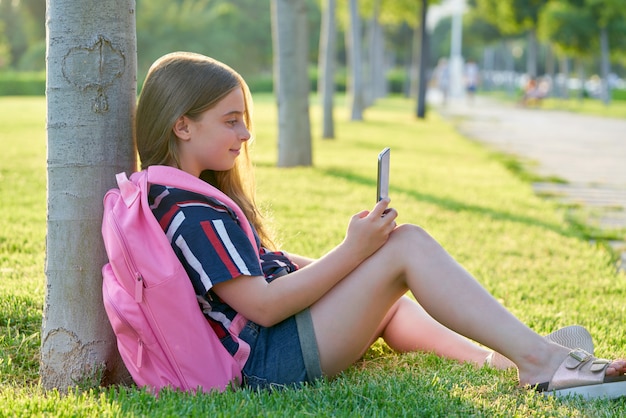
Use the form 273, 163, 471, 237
376, 147, 390, 202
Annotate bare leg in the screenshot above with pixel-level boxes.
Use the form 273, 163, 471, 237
309, 224, 626, 384
372, 296, 493, 366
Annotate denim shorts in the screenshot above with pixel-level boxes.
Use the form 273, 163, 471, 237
238, 308, 323, 390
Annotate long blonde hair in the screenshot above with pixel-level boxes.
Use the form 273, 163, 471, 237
136, 52, 275, 249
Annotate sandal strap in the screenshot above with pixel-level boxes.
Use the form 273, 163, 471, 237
548, 348, 611, 391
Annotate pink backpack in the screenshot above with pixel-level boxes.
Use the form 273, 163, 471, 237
101, 165, 255, 393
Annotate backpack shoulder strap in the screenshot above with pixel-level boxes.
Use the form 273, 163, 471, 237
132, 165, 258, 251
115, 171, 140, 207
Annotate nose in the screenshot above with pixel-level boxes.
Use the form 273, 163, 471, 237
239, 125, 251, 142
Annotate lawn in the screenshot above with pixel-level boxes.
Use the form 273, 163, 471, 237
1, 95, 626, 417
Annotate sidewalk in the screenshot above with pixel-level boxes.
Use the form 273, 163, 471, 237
435, 94, 626, 271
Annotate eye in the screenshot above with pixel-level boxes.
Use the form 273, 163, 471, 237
226, 119, 237, 126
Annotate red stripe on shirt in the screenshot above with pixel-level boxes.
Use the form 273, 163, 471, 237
159, 205, 180, 231
200, 220, 241, 277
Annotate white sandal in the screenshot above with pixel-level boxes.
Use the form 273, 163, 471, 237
537, 348, 626, 399
485, 325, 595, 367
544, 325, 594, 354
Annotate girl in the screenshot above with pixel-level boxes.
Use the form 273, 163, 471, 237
135, 51, 626, 397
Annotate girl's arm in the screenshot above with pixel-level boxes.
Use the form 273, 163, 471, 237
212, 199, 397, 327
283, 252, 315, 268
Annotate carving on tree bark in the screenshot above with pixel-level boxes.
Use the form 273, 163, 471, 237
62, 36, 125, 113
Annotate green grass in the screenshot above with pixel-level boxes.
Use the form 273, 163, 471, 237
2, 95, 626, 416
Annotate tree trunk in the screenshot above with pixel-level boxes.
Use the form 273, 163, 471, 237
576, 58, 585, 102
318, 0, 337, 139
560, 55, 570, 99
504, 40, 515, 97
545, 44, 554, 97
482, 47, 495, 91
416, 0, 428, 119
346, 0, 364, 121
409, 24, 420, 99
599, 26, 611, 105
272, 0, 312, 167
42, 0, 136, 390
366, 0, 385, 107
526, 29, 537, 78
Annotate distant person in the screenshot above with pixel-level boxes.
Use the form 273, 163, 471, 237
434, 58, 450, 105
521, 76, 550, 107
126, 51, 626, 397
465, 59, 479, 103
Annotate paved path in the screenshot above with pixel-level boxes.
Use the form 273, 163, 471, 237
436, 95, 626, 270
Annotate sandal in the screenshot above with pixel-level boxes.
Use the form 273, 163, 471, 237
536, 348, 626, 399
544, 325, 594, 354
485, 325, 594, 368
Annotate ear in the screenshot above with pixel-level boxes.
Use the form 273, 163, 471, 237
173, 116, 192, 141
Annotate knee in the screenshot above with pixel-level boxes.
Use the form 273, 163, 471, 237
388, 224, 436, 249
391, 223, 430, 240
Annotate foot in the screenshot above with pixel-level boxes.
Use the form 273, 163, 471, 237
485, 325, 595, 370
484, 351, 515, 369
535, 349, 626, 399
518, 343, 626, 390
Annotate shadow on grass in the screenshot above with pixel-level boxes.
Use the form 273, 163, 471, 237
320, 166, 575, 239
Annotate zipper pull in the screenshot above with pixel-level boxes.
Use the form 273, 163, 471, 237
137, 339, 143, 368
134, 275, 144, 303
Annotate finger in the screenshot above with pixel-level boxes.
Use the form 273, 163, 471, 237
371, 198, 390, 218
381, 207, 398, 221
354, 210, 370, 219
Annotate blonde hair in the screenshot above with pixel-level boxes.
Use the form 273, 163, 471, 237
136, 52, 275, 248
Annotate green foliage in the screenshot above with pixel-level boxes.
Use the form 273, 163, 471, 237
475, 0, 543, 35
0, 21, 11, 69
0, 71, 45, 96
136, 0, 321, 81
613, 88, 626, 101
539, 0, 626, 64
462, 9, 506, 61
16, 40, 45, 71
538, 1, 596, 57
135, 0, 273, 78
0, 0, 43, 71
385, 68, 406, 94
3, 95, 626, 416
608, 18, 626, 64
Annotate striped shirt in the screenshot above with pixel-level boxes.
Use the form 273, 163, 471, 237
148, 185, 299, 354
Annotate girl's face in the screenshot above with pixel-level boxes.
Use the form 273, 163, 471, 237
174, 87, 250, 177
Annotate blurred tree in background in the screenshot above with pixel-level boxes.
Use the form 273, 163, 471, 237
136, 0, 273, 80
1, 0, 625, 100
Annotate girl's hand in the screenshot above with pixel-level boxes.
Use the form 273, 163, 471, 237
344, 198, 398, 260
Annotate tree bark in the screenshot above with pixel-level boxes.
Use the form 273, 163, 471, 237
416, 0, 428, 119
42, 0, 136, 389
318, 0, 337, 139
526, 29, 537, 78
599, 26, 611, 105
272, 0, 313, 166
346, 0, 364, 121
367, 0, 386, 106
560, 56, 570, 99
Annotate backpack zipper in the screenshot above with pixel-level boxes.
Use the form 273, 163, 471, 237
103, 277, 145, 370
108, 211, 145, 303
